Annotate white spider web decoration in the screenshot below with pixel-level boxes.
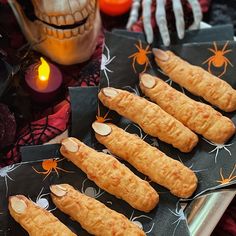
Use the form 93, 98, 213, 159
30, 187, 56, 212
130, 210, 155, 234
157, 69, 185, 94
0, 164, 21, 197
124, 123, 148, 141
122, 85, 141, 96
169, 201, 187, 236
81, 178, 105, 199
177, 155, 208, 173
101, 44, 116, 87
203, 138, 234, 163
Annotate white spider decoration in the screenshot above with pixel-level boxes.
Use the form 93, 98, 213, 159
188, 163, 208, 173
198, 98, 218, 110
124, 123, 148, 141
203, 138, 234, 163
157, 69, 167, 76
101, 44, 116, 87
165, 78, 185, 94
102, 149, 112, 155
130, 211, 155, 234
122, 85, 141, 96
154, 68, 186, 94
165, 78, 173, 86
81, 178, 104, 199
124, 123, 159, 149
169, 202, 187, 236
157, 68, 185, 94
198, 97, 204, 103
102, 149, 120, 160
177, 155, 207, 173
31, 187, 56, 212
0, 164, 21, 197
150, 138, 159, 148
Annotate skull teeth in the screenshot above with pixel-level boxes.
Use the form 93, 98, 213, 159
38, 8, 94, 39
35, 0, 95, 27
42, 14, 93, 39
74, 12, 84, 22
51, 16, 58, 25
65, 15, 75, 25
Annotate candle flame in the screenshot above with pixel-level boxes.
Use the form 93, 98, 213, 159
38, 57, 50, 81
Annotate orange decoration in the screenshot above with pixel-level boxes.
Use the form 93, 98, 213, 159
216, 164, 236, 185
99, 0, 132, 16
203, 41, 233, 78
32, 158, 74, 180
96, 105, 111, 123
129, 40, 151, 73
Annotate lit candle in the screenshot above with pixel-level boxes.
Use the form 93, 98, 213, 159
25, 57, 62, 103
99, 0, 132, 16
37, 57, 50, 90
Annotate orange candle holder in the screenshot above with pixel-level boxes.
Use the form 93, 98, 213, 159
99, 0, 132, 16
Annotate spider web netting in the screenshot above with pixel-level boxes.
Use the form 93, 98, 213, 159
0, 100, 70, 167
0, 0, 103, 167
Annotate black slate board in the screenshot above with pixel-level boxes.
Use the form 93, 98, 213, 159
0, 143, 190, 236
98, 32, 236, 199
20, 86, 191, 236
1, 26, 235, 236
69, 86, 98, 146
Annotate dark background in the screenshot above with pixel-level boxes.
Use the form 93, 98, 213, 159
205, 0, 236, 34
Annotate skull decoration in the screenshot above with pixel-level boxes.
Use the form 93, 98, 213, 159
8, 0, 101, 65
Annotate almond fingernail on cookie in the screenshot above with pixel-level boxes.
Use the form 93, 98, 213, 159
93, 122, 198, 198
50, 184, 146, 236
60, 137, 159, 212
140, 73, 235, 144
98, 87, 198, 153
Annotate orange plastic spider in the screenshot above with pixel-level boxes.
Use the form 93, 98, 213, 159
96, 104, 111, 123
32, 158, 73, 180
203, 41, 233, 77
129, 40, 151, 73
216, 164, 236, 185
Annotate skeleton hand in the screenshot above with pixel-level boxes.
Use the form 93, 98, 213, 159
127, 0, 203, 46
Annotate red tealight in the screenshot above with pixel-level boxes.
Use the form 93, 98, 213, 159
99, 0, 132, 16
25, 58, 62, 103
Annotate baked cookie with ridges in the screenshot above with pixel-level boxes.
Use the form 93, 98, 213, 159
8, 195, 76, 236
93, 122, 198, 198
50, 184, 146, 236
153, 48, 236, 112
140, 73, 235, 144
98, 87, 198, 153
60, 137, 159, 212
